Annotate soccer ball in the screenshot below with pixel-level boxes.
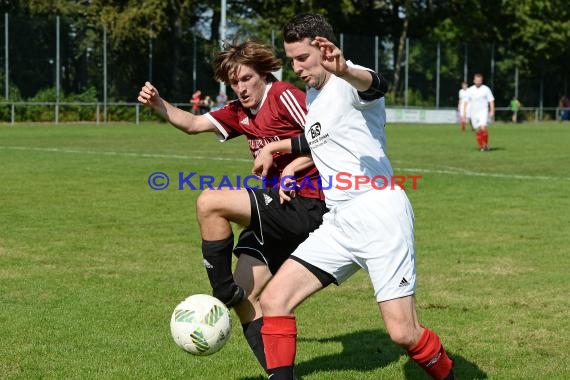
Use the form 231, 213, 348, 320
170, 294, 232, 356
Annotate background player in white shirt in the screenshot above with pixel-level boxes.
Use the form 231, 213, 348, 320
252, 13, 455, 380
138, 40, 327, 374
465, 73, 495, 151
458, 81, 469, 131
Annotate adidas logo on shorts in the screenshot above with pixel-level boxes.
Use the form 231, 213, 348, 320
399, 277, 410, 287
263, 193, 273, 205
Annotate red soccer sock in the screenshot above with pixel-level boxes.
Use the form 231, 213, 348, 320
482, 130, 489, 146
476, 130, 484, 148
407, 327, 454, 380
261, 316, 297, 370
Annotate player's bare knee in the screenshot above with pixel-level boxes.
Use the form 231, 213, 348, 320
259, 288, 283, 315
387, 326, 418, 348
258, 291, 272, 312
196, 189, 221, 219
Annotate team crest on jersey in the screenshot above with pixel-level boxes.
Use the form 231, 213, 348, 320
309, 122, 321, 139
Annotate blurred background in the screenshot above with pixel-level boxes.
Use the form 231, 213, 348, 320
1, 0, 568, 122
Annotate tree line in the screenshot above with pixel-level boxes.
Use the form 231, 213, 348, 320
1, 0, 568, 109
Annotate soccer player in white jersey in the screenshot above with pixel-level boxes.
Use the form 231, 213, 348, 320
465, 73, 495, 151
138, 40, 327, 374
458, 81, 469, 131
252, 13, 455, 380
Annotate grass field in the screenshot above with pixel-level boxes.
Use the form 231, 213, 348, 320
1, 121, 569, 379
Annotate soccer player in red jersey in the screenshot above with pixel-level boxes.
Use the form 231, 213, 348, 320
138, 40, 326, 374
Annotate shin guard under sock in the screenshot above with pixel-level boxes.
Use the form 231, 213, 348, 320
261, 316, 297, 379
201, 235, 235, 303
476, 130, 485, 148
407, 327, 454, 380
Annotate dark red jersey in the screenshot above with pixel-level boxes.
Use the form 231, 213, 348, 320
205, 81, 323, 200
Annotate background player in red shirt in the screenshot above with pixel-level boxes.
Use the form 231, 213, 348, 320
137, 40, 327, 373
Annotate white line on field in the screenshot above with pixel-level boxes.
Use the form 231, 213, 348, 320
393, 166, 569, 181
0, 145, 252, 163
2, 145, 568, 181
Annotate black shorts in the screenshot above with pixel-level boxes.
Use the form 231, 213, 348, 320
233, 188, 328, 274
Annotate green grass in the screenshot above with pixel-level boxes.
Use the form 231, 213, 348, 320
1, 121, 569, 379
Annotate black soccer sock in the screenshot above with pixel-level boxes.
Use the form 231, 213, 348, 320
242, 318, 268, 373
267, 366, 295, 380
201, 235, 236, 303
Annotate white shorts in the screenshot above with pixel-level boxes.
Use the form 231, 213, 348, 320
291, 188, 416, 302
470, 111, 489, 129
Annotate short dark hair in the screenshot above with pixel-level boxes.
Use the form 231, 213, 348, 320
213, 39, 281, 84
283, 13, 336, 44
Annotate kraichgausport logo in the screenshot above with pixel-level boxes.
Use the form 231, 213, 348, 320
147, 172, 422, 191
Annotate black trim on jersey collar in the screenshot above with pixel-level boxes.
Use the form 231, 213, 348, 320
291, 134, 311, 155
358, 71, 388, 100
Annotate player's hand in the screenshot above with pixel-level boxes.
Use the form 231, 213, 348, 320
278, 164, 297, 204
138, 81, 161, 109
312, 36, 348, 77
252, 148, 275, 179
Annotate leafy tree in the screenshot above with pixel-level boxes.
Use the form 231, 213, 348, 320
1, 0, 568, 108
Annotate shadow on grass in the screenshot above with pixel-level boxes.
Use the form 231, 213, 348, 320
295, 329, 401, 376
474, 146, 505, 152
239, 329, 487, 379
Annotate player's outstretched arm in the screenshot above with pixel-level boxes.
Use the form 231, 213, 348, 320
313, 36, 374, 92
137, 81, 215, 135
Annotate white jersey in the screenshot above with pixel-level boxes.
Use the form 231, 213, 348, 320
466, 84, 494, 115
458, 88, 469, 117
293, 62, 416, 301
304, 62, 392, 210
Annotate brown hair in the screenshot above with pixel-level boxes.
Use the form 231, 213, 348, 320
283, 13, 336, 44
213, 39, 282, 84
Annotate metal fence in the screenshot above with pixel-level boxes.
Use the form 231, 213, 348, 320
1, 12, 569, 124
2, 101, 569, 125
0, 101, 191, 124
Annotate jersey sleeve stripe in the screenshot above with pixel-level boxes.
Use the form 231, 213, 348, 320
204, 113, 230, 142
280, 90, 306, 127
281, 90, 306, 126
